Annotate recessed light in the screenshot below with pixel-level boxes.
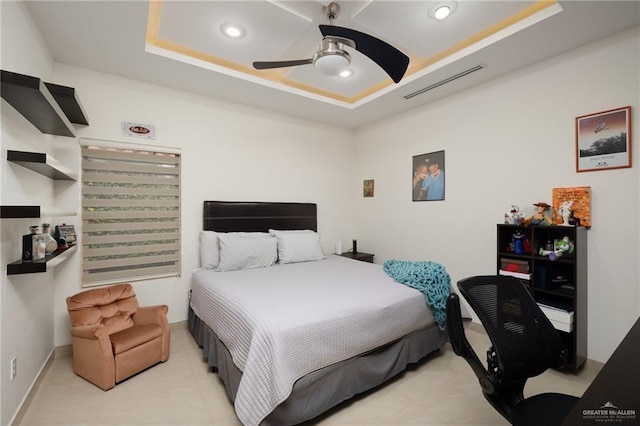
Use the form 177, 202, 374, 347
434, 5, 450, 20
428, 1, 458, 20
220, 22, 246, 39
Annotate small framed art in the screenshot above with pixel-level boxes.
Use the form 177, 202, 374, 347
363, 179, 374, 197
576, 106, 631, 172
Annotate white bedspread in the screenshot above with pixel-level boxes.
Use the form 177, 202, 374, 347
190, 255, 434, 426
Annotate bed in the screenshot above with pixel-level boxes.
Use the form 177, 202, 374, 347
188, 201, 449, 426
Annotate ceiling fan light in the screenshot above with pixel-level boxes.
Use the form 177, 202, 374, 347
314, 52, 350, 76
339, 68, 354, 78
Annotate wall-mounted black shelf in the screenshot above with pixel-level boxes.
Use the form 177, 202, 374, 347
7, 244, 77, 275
0, 206, 77, 219
7, 150, 77, 180
44, 82, 89, 125
0, 206, 41, 218
1, 70, 89, 137
2, 150, 78, 218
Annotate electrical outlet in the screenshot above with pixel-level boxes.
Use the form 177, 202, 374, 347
10, 357, 17, 381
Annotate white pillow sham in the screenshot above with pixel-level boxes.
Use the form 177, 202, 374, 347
200, 231, 220, 269
217, 233, 278, 272
200, 231, 272, 269
269, 229, 326, 264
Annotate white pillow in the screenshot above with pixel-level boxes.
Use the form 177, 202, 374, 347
200, 231, 272, 269
200, 231, 220, 269
217, 233, 278, 272
269, 229, 326, 264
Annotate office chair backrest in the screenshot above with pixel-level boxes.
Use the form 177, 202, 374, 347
457, 275, 565, 387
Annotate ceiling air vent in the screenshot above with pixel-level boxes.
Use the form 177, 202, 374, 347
403, 64, 485, 100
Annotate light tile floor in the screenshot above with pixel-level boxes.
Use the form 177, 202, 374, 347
16, 322, 599, 425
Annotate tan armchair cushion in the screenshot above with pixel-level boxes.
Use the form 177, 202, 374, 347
110, 324, 163, 355
67, 284, 139, 335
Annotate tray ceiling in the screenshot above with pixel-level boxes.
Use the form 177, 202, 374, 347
22, 1, 640, 128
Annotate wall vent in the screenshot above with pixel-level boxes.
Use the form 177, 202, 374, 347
403, 64, 485, 100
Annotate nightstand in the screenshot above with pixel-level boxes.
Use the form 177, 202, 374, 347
339, 251, 374, 263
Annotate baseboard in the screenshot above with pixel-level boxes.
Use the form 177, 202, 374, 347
170, 320, 187, 331
12, 320, 188, 425
10, 348, 55, 426
55, 344, 72, 358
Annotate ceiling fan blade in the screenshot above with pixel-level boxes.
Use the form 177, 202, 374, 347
319, 25, 409, 83
253, 59, 313, 70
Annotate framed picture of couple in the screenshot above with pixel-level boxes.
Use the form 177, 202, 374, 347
412, 150, 445, 201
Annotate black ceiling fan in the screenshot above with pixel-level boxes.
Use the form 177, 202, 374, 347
252, 2, 409, 84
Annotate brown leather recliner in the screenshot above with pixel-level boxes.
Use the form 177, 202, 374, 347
66, 283, 170, 390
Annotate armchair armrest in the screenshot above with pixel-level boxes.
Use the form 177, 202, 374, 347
447, 293, 497, 394
70, 324, 108, 339
132, 305, 169, 326
132, 304, 170, 361
70, 324, 112, 356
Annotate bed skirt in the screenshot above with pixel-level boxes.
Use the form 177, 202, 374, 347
188, 306, 447, 425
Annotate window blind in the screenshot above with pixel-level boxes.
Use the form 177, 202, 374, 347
81, 144, 181, 286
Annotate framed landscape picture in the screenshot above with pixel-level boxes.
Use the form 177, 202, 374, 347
412, 150, 445, 201
576, 106, 631, 172
363, 179, 374, 197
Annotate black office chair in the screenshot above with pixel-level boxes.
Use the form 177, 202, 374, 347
446, 275, 579, 426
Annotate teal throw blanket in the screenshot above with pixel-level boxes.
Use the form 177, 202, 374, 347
383, 260, 451, 330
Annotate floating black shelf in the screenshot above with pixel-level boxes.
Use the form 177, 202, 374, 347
7, 150, 77, 180
2, 150, 78, 218
0, 206, 40, 219
44, 82, 89, 125
1, 70, 88, 137
7, 244, 77, 275
0, 206, 76, 219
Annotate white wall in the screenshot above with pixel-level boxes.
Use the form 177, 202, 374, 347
0, 2, 59, 425
1, 4, 356, 424
353, 28, 640, 363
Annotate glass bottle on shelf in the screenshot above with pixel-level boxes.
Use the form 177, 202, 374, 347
29, 226, 45, 261
22, 226, 39, 261
41, 223, 58, 254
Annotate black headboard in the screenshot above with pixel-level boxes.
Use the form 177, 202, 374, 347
203, 201, 317, 232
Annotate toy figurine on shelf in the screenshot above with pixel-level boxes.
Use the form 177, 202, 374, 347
555, 236, 575, 255
539, 236, 575, 260
525, 202, 556, 226
504, 205, 524, 225
511, 230, 526, 254
558, 201, 574, 226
